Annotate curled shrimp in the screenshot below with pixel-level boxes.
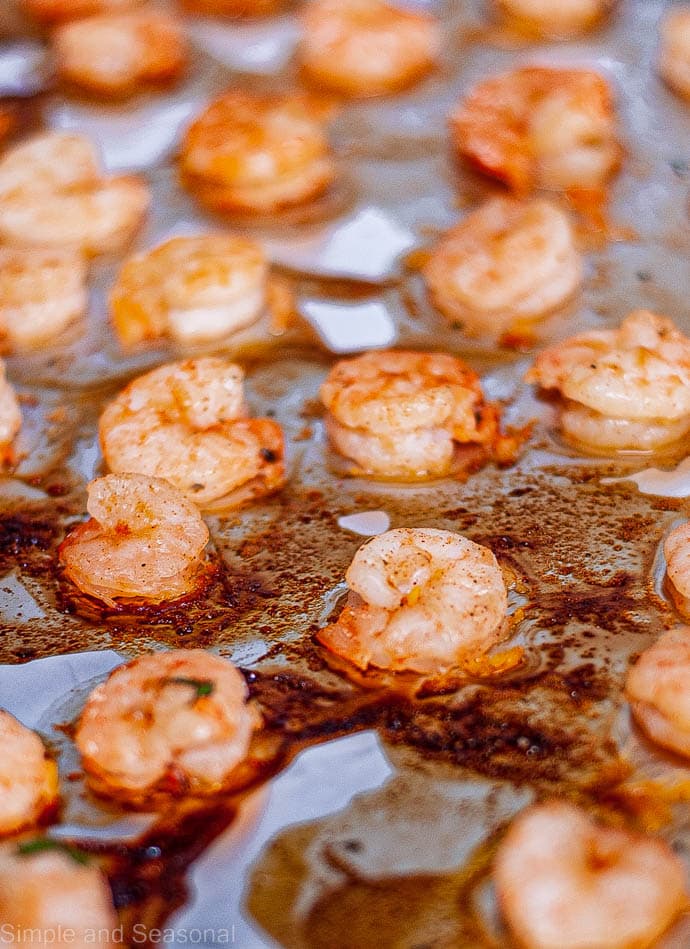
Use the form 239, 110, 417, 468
659, 7, 690, 101
0, 359, 21, 465
0, 247, 87, 349
99, 358, 285, 510
526, 310, 690, 452
494, 800, 687, 949
110, 235, 268, 347
626, 626, 690, 758
20, 0, 142, 24
665, 523, 690, 618
299, 0, 440, 98
0, 844, 118, 947
317, 527, 508, 674
75, 649, 259, 798
0, 711, 58, 835
423, 197, 582, 338
320, 349, 515, 479
58, 474, 210, 607
0, 132, 149, 254
54, 11, 187, 98
180, 90, 336, 214
493, 0, 615, 39
451, 66, 621, 193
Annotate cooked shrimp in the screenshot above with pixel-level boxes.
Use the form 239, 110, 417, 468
318, 528, 507, 674
0, 359, 21, 465
0, 132, 149, 254
423, 198, 582, 337
75, 649, 259, 797
0, 711, 58, 835
451, 66, 621, 193
665, 524, 690, 618
626, 626, 690, 758
110, 235, 268, 347
526, 310, 690, 451
0, 247, 87, 349
299, 0, 440, 98
320, 350, 510, 479
181, 0, 285, 16
54, 11, 187, 98
0, 844, 118, 947
493, 0, 615, 39
58, 474, 210, 607
659, 7, 690, 101
99, 358, 285, 510
495, 801, 687, 949
21, 0, 142, 24
180, 90, 336, 214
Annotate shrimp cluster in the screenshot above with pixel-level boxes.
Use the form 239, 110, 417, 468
494, 801, 687, 949
299, 0, 440, 98
0, 359, 21, 465
75, 649, 259, 798
0, 133, 149, 254
320, 350, 514, 479
423, 197, 582, 338
59, 474, 210, 607
181, 0, 285, 16
54, 11, 187, 98
180, 90, 336, 214
99, 358, 285, 510
659, 7, 690, 101
626, 626, 690, 759
451, 66, 621, 193
0, 247, 87, 349
664, 523, 690, 618
318, 528, 508, 674
493, 0, 615, 39
0, 844, 118, 947
110, 235, 268, 347
526, 309, 690, 452
0, 711, 58, 835
20, 0, 142, 24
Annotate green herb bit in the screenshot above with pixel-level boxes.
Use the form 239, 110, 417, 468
670, 158, 689, 178
17, 838, 90, 866
164, 676, 215, 699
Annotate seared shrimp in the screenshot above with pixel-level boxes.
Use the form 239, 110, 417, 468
493, 0, 615, 39
0, 248, 87, 349
180, 90, 336, 214
318, 528, 508, 674
526, 310, 690, 452
665, 523, 690, 618
21, 0, 142, 24
659, 7, 690, 101
110, 235, 268, 347
0, 711, 58, 835
0, 359, 21, 464
423, 197, 582, 338
320, 350, 510, 479
99, 358, 285, 510
0, 845, 118, 947
626, 626, 690, 758
59, 474, 210, 607
451, 66, 621, 193
54, 11, 187, 98
299, 0, 440, 98
75, 649, 259, 797
0, 132, 149, 254
495, 801, 687, 949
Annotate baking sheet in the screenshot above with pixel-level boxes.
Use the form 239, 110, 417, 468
1, 0, 690, 946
